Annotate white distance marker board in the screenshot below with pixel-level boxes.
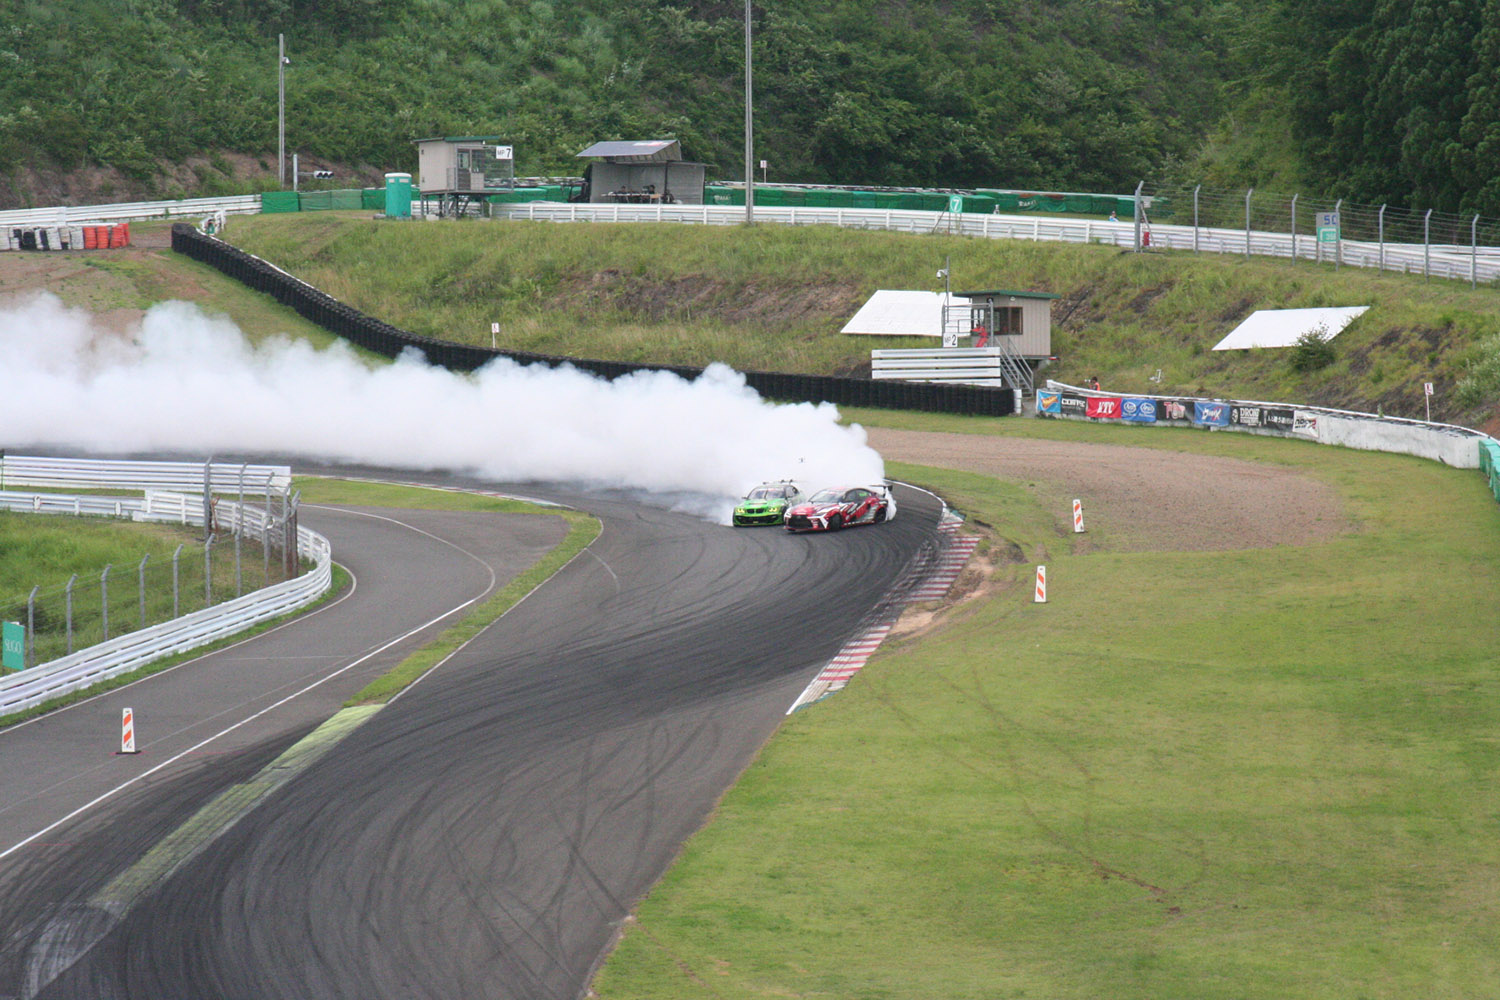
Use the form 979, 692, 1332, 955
1212, 306, 1368, 351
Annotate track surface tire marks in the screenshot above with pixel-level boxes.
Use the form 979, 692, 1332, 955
14, 480, 941, 999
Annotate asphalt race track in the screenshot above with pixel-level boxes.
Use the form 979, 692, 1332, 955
0, 471, 942, 999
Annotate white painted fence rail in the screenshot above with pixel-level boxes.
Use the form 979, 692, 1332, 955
871, 347, 1006, 386
494, 202, 1500, 285
0, 455, 291, 494
0, 475, 331, 718
0, 194, 260, 233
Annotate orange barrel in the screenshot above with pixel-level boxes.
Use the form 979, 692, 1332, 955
117, 221, 130, 246
83, 227, 97, 249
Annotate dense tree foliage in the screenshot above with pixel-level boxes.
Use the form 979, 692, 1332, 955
1, 0, 1496, 211
1248, 0, 1500, 213
0, 0, 1236, 190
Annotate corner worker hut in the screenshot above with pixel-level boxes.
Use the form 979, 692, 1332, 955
413, 135, 516, 217
576, 139, 707, 205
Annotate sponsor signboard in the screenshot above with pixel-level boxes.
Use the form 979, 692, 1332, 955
2, 621, 23, 671
1292, 410, 1321, 439
1058, 393, 1088, 416
1035, 389, 1061, 414
1193, 401, 1231, 427
1161, 399, 1192, 422
1121, 397, 1157, 423
1232, 405, 1295, 429
1086, 396, 1122, 420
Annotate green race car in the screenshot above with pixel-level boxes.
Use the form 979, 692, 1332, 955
732, 481, 805, 526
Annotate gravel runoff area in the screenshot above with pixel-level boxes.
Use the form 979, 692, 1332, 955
867, 427, 1351, 552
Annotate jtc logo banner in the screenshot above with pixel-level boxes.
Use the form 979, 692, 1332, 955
1193, 401, 1230, 427
1035, 390, 1061, 414
1121, 398, 1157, 422
1086, 396, 1122, 419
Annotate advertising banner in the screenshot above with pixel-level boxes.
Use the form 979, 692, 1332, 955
1086, 396, 1123, 420
1058, 393, 1088, 418
1035, 389, 1061, 414
1193, 401, 1231, 427
1293, 410, 1321, 440
1160, 399, 1193, 422
1121, 397, 1158, 423
2, 621, 23, 671
1232, 405, 1296, 430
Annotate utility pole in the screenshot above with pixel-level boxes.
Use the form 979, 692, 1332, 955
744, 0, 754, 225
278, 34, 288, 188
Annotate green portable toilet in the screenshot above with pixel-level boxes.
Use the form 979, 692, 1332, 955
384, 172, 412, 219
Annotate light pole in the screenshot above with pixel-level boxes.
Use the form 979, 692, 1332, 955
278, 34, 289, 188
744, 0, 754, 225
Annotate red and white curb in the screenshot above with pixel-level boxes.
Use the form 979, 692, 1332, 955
789, 508, 975, 713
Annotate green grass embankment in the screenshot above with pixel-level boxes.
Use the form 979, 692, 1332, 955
591, 416, 1500, 1000
224, 213, 1500, 427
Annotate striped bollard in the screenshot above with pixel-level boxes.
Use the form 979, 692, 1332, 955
1072, 499, 1085, 533
119, 707, 139, 755
1034, 565, 1047, 603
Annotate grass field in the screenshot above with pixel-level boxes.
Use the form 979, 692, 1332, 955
222, 212, 1500, 427
591, 417, 1500, 1000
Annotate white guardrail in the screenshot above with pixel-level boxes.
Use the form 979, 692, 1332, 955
0, 457, 330, 718
494, 202, 1500, 284
0, 194, 260, 232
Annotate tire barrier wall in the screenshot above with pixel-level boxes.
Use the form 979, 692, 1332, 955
169, 224, 1015, 417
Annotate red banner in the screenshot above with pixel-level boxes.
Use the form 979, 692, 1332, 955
1086, 396, 1123, 420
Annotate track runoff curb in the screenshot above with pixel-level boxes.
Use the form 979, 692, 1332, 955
788, 483, 978, 713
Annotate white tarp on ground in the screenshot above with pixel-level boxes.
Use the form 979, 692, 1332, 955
840, 289, 947, 336
1212, 306, 1369, 351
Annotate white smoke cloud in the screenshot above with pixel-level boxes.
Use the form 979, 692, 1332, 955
0, 293, 885, 520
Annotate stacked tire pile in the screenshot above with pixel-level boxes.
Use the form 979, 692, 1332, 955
4, 222, 130, 251
170, 223, 1015, 417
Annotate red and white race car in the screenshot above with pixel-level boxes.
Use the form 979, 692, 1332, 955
784, 484, 896, 532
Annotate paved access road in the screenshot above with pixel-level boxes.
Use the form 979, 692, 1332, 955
0, 473, 941, 999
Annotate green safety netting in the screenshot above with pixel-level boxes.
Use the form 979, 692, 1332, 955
361, 188, 384, 210
260, 190, 300, 213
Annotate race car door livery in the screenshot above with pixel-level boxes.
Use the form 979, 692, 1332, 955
1121, 397, 1157, 423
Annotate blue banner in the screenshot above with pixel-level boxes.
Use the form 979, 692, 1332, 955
1193, 401, 1231, 427
1035, 389, 1061, 414
1121, 397, 1157, 423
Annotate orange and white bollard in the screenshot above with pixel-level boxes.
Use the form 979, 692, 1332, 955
1072, 498, 1085, 533
119, 707, 139, 755
1034, 565, 1047, 603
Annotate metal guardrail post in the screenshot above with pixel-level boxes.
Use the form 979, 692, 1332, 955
1474, 215, 1480, 290
65, 574, 76, 655
1290, 193, 1298, 262
173, 544, 183, 618
1378, 204, 1386, 272
1335, 199, 1343, 270
1244, 187, 1253, 259
1424, 209, 1432, 281
1193, 185, 1200, 254
139, 554, 149, 628
27, 586, 37, 668
101, 564, 111, 642
1133, 181, 1144, 251
204, 536, 214, 608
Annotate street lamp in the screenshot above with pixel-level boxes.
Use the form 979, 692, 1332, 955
744, 0, 754, 224
278, 34, 290, 188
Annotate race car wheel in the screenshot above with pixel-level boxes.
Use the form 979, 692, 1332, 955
873, 506, 886, 524
827, 513, 843, 531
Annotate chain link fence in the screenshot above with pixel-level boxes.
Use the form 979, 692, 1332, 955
1, 498, 304, 670
1141, 182, 1500, 278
